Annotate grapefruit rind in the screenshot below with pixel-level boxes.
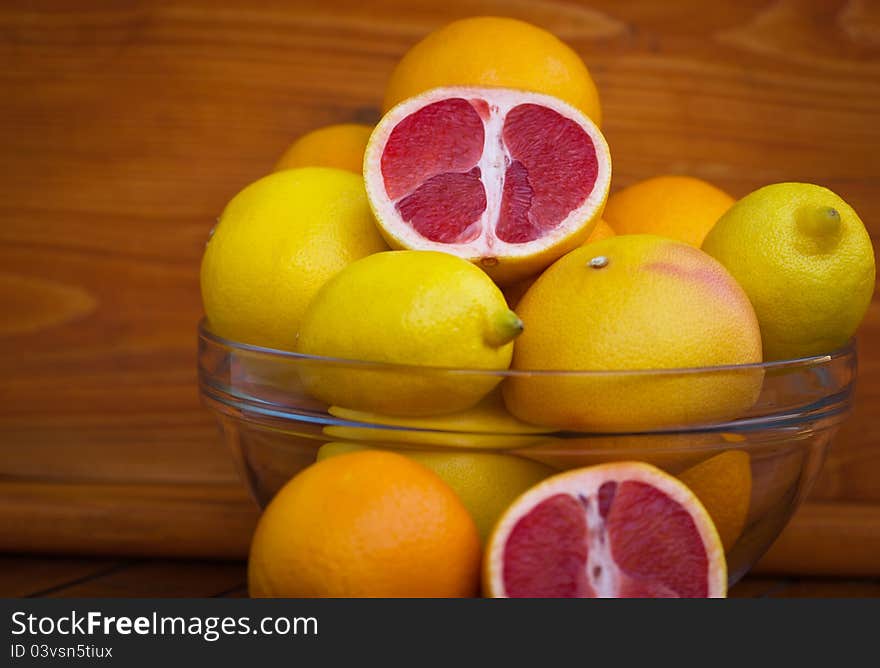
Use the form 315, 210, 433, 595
483, 461, 727, 598
364, 86, 612, 285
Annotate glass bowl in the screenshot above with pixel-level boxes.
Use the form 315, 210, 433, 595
197, 320, 856, 585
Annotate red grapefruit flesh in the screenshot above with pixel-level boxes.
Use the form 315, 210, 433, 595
484, 462, 727, 598
364, 87, 611, 284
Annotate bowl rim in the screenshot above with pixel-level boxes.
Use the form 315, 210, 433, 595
198, 319, 856, 377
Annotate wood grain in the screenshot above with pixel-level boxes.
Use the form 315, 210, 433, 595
762, 578, 880, 597
1, 555, 877, 598
0, 555, 122, 598
754, 502, 880, 576
0, 481, 259, 559
45, 560, 246, 598
1, 484, 878, 578
0, 1, 878, 570
727, 577, 793, 598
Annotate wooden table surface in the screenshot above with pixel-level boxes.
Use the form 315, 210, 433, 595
2, 555, 878, 598
1, 1, 879, 577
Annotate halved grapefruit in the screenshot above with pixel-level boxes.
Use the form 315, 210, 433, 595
364, 87, 611, 284
484, 462, 727, 598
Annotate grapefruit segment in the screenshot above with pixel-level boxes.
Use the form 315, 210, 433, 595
365, 87, 611, 284
498, 103, 598, 242
380, 98, 485, 200
397, 167, 486, 243
484, 462, 727, 598
502, 494, 593, 598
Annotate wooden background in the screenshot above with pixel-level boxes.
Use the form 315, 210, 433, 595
1, 0, 878, 574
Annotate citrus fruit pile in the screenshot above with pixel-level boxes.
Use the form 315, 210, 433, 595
200, 17, 875, 598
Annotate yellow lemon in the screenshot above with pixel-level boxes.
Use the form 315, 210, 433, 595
248, 450, 480, 597
504, 235, 763, 431
603, 175, 734, 247
383, 16, 601, 125
200, 167, 387, 350
324, 389, 551, 450
702, 182, 875, 360
274, 123, 373, 174
296, 250, 522, 416
318, 442, 554, 542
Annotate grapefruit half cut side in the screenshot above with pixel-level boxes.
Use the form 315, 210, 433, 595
484, 462, 727, 598
364, 87, 611, 284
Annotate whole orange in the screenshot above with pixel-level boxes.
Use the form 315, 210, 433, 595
584, 218, 616, 244
275, 123, 373, 174
603, 175, 734, 247
383, 17, 601, 125
248, 450, 481, 598
679, 450, 751, 551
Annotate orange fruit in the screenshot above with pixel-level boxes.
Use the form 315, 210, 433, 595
747, 444, 806, 525
603, 176, 734, 247
518, 432, 725, 475
483, 462, 727, 597
274, 123, 373, 174
248, 451, 480, 597
678, 450, 751, 551
365, 86, 611, 285
504, 235, 763, 431
384, 16, 601, 125
317, 442, 554, 542
585, 218, 615, 243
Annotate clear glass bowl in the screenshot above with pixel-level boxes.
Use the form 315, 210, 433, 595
197, 320, 856, 585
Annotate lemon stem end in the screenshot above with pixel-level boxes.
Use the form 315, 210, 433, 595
486, 309, 524, 347
799, 206, 841, 239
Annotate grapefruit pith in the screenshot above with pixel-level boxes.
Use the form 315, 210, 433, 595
484, 462, 727, 598
364, 86, 611, 284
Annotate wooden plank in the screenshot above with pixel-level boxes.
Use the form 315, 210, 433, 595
47, 560, 246, 598
216, 585, 249, 598
1, 554, 874, 598
0, 556, 122, 597
1, 478, 878, 580
0, 481, 258, 559
1, 552, 877, 598
0, 0, 879, 566
764, 579, 880, 598
755, 502, 880, 577
728, 577, 793, 598
731, 576, 880, 598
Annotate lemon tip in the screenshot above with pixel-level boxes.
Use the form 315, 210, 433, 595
486, 309, 524, 347
798, 205, 842, 239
